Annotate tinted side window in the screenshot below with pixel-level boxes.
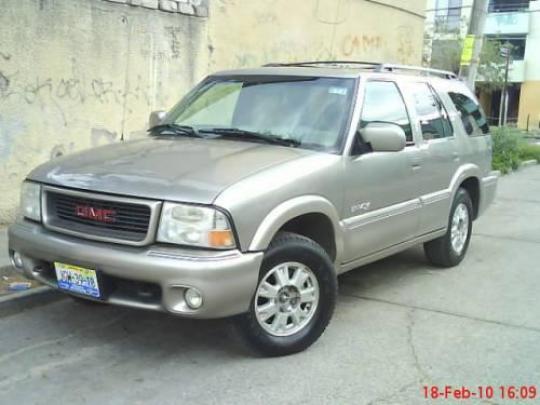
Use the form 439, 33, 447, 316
448, 92, 489, 135
360, 81, 413, 143
175, 81, 242, 127
410, 83, 452, 140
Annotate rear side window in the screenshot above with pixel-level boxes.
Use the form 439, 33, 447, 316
409, 82, 453, 140
448, 92, 489, 135
359, 81, 413, 143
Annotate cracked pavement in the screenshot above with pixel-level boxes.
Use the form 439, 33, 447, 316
1, 167, 539, 404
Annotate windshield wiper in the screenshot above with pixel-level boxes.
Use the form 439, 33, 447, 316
200, 127, 300, 147
148, 123, 204, 138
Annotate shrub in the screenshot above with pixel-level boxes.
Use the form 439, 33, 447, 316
518, 142, 540, 162
491, 126, 540, 174
491, 127, 521, 174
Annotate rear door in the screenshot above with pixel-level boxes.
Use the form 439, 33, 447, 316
401, 81, 459, 234
445, 86, 492, 176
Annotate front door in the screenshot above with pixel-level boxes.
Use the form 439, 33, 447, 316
342, 80, 423, 263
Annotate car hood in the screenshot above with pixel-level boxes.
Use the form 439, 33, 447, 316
28, 137, 313, 204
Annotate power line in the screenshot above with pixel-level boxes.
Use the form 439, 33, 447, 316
426, 6, 540, 13
425, 5, 472, 12
364, 0, 425, 19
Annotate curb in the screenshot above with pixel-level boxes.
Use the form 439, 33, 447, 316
0, 286, 65, 317
520, 159, 538, 167
0, 286, 52, 304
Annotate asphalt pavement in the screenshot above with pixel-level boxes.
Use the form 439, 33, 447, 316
1, 167, 539, 405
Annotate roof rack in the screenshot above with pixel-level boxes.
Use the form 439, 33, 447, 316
377, 64, 458, 79
262, 61, 458, 79
263, 60, 381, 68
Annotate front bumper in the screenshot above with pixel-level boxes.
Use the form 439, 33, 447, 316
8, 220, 263, 318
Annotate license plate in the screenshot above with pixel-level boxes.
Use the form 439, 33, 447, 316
54, 262, 101, 298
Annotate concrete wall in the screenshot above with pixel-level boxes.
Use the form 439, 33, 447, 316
518, 82, 540, 130
518, 0, 540, 130
0, 0, 425, 223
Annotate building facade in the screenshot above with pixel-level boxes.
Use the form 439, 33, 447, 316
0, 0, 426, 223
424, 0, 540, 130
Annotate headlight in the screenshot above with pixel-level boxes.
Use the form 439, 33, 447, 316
20, 181, 41, 221
157, 203, 235, 249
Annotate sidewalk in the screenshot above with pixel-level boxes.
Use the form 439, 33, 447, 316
0, 226, 42, 296
0, 226, 10, 268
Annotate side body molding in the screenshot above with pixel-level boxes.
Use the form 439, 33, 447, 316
248, 195, 344, 266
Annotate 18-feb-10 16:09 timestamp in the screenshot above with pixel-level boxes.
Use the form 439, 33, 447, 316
422, 385, 537, 400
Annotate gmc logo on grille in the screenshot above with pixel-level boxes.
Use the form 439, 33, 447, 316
75, 205, 116, 223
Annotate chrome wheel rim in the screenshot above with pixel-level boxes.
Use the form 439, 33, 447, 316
254, 262, 319, 337
451, 203, 469, 255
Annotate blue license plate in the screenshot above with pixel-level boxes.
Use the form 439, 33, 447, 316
54, 262, 101, 298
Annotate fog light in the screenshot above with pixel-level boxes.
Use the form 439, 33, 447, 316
184, 288, 203, 309
11, 251, 23, 269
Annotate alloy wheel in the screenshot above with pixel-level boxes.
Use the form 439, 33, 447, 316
254, 261, 319, 337
450, 202, 470, 255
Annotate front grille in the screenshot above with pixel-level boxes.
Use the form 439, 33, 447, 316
45, 189, 153, 243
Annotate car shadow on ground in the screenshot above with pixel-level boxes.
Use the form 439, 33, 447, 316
67, 300, 253, 359
338, 245, 433, 295
24, 245, 434, 360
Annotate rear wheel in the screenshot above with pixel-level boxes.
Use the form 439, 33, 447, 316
236, 232, 337, 356
424, 188, 473, 268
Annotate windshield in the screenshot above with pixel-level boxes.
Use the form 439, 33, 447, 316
164, 76, 356, 152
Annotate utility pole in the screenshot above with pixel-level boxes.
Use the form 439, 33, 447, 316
459, 0, 490, 89
499, 43, 512, 127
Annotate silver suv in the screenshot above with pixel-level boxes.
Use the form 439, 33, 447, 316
9, 61, 498, 356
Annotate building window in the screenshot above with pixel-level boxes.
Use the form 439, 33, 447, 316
488, 0, 530, 13
435, 0, 463, 33
486, 35, 527, 60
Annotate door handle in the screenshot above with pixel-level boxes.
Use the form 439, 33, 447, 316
452, 152, 460, 162
411, 157, 422, 170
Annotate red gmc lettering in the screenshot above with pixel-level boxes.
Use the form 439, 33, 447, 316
75, 205, 116, 223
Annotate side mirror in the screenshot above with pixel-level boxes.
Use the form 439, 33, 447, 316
149, 110, 167, 129
360, 122, 406, 152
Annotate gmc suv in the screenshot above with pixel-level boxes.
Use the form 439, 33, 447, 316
8, 61, 498, 356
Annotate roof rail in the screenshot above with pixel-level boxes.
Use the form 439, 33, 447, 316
262, 61, 381, 68
261, 61, 458, 79
376, 64, 458, 79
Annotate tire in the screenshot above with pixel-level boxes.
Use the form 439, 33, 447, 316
236, 231, 337, 357
424, 188, 473, 268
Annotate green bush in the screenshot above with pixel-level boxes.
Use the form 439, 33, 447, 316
518, 142, 540, 162
491, 126, 540, 174
491, 127, 521, 174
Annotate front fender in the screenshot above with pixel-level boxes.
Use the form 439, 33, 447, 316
248, 195, 344, 265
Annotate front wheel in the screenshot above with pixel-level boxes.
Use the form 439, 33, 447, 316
424, 188, 473, 268
236, 232, 337, 357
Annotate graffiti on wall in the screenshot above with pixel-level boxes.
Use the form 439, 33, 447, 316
341, 34, 384, 57
0, 51, 155, 187
0, 71, 153, 108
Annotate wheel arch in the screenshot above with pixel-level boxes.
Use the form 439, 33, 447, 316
449, 164, 482, 220
248, 196, 344, 266
459, 177, 480, 219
